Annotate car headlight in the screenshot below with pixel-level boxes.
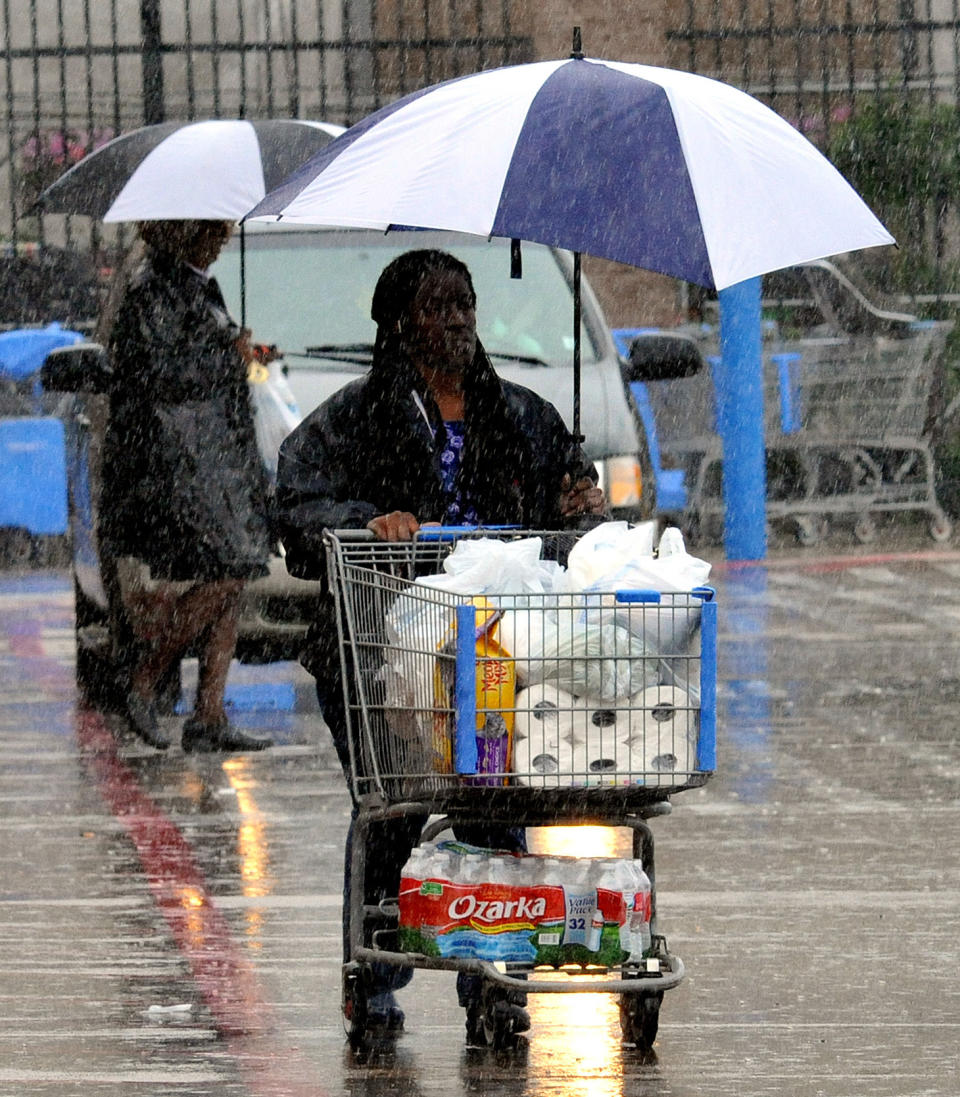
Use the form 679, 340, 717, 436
595, 455, 643, 508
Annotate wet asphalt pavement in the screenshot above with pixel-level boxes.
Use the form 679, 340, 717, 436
1, 527, 959, 1096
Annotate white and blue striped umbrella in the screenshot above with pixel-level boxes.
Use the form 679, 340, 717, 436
246, 58, 893, 291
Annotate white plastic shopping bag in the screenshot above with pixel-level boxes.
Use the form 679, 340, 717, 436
248, 360, 302, 480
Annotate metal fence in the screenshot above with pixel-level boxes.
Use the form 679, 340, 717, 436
667, 0, 960, 303
5, 0, 960, 316
0, 0, 531, 257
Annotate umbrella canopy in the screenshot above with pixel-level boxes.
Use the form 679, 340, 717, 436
38, 118, 345, 222
246, 58, 892, 290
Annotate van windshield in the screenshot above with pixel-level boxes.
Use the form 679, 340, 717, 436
213, 228, 599, 369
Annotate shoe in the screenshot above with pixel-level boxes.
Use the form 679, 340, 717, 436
464, 997, 530, 1046
181, 718, 272, 753
494, 1001, 530, 1034
125, 693, 170, 750
366, 990, 404, 1034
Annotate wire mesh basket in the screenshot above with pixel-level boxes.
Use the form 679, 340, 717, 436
324, 529, 716, 815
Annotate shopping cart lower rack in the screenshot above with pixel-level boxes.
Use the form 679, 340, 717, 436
324, 529, 717, 1054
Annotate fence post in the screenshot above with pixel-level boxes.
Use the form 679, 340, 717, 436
140, 0, 165, 124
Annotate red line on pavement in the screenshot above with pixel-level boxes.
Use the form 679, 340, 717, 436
0, 591, 330, 1095
75, 710, 270, 1038
712, 547, 960, 574
72, 709, 330, 1096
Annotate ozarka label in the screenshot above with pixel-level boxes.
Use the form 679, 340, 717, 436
398, 876, 628, 966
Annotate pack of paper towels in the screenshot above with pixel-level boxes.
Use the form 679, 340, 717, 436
510, 682, 698, 787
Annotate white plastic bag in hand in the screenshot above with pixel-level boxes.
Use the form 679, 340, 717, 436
248, 360, 302, 480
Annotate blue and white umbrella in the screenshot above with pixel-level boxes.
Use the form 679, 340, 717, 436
246, 58, 892, 291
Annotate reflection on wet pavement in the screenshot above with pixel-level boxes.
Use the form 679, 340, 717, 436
2, 550, 959, 1095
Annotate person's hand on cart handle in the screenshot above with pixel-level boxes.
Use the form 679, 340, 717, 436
367, 511, 424, 541
559, 473, 606, 517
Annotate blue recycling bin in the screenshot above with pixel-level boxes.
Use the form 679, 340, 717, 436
0, 417, 69, 534
0, 325, 82, 537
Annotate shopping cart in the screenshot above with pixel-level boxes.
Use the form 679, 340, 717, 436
641, 320, 954, 546
324, 528, 717, 1053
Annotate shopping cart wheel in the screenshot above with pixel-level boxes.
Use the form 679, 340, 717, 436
342, 966, 369, 1048
619, 989, 662, 1056
793, 515, 821, 547
930, 514, 953, 543
853, 516, 877, 544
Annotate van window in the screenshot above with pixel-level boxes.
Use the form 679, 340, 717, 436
214, 229, 599, 369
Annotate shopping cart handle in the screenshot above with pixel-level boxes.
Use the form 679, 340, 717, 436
415, 524, 521, 541
328, 525, 520, 543
329, 528, 376, 542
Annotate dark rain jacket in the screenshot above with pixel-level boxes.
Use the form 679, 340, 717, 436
101, 248, 271, 581
275, 341, 598, 676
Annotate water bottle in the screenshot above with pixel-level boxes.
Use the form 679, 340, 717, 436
461, 852, 486, 889
584, 906, 604, 951
626, 860, 653, 960
403, 845, 427, 882
591, 859, 628, 960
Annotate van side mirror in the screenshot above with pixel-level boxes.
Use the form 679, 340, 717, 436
40, 342, 112, 394
623, 333, 704, 382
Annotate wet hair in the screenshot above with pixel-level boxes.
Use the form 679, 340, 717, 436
136, 219, 233, 256
371, 249, 476, 333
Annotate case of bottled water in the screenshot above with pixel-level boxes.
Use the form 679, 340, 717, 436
398, 841, 651, 967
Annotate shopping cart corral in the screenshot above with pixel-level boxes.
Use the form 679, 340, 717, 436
324, 529, 717, 1054
618, 260, 955, 545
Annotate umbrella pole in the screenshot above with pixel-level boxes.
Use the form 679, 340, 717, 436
573, 251, 582, 441
240, 220, 247, 329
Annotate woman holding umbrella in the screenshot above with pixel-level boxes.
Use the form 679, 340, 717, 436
103, 219, 273, 752
275, 248, 605, 1038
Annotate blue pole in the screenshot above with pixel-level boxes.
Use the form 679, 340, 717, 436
716, 277, 767, 560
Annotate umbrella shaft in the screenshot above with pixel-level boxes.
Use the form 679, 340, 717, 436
240, 222, 247, 330
573, 251, 582, 441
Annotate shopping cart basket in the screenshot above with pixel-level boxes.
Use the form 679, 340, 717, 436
324, 528, 717, 1053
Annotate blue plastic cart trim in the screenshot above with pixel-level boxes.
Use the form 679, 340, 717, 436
771, 351, 802, 433
691, 586, 716, 601
614, 589, 661, 603
454, 603, 478, 774
697, 598, 718, 772
416, 524, 521, 541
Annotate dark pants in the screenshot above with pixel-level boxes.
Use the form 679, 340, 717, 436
317, 678, 525, 1001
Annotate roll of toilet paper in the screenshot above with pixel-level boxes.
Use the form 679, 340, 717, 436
623, 686, 698, 784
512, 684, 592, 749
511, 735, 579, 788
512, 686, 698, 788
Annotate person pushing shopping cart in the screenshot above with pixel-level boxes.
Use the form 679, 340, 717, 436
275, 249, 606, 1038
